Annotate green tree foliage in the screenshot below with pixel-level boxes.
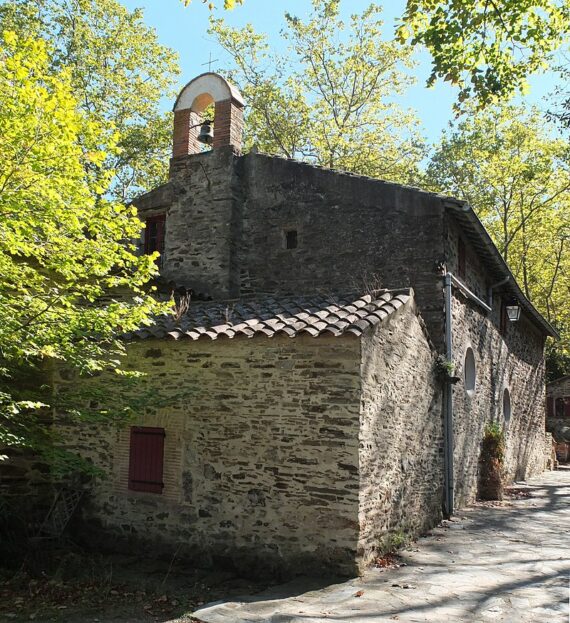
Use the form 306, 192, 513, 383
0, 31, 163, 468
181, 0, 569, 112
182, 0, 242, 7
426, 105, 570, 373
209, 0, 426, 185
397, 0, 570, 110
0, 0, 180, 202
548, 59, 570, 133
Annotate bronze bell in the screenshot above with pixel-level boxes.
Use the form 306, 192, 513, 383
197, 121, 214, 145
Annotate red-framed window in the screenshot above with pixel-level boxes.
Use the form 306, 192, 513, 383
144, 214, 166, 256
128, 426, 165, 494
547, 397, 554, 417
458, 238, 466, 279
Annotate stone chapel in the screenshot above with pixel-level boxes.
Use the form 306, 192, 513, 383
53, 73, 555, 576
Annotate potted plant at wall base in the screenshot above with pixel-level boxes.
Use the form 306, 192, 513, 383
479, 422, 505, 500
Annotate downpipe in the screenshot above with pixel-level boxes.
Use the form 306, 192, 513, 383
443, 273, 454, 517
487, 276, 510, 308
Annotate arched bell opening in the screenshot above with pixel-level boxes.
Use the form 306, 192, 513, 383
171, 72, 244, 159
191, 92, 215, 114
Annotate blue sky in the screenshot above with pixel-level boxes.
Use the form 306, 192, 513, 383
121, 0, 558, 144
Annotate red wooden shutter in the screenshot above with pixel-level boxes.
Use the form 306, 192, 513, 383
156, 216, 165, 255
565, 398, 570, 418
547, 397, 554, 417
144, 215, 166, 255
128, 427, 165, 494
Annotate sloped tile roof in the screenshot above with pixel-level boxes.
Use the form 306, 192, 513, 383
126, 289, 411, 341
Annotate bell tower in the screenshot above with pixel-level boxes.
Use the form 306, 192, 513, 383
171, 72, 244, 160
160, 73, 245, 298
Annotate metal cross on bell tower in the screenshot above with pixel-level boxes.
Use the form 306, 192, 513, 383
201, 52, 219, 73
195, 54, 220, 145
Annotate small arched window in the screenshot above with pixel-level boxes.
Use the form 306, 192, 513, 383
464, 347, 476, 395
503, 388, 511, 424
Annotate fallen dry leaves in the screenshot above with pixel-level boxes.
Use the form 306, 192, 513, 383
0, 575, 195, 621
373, 553, 404, 570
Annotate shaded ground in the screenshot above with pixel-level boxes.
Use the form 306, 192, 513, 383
0, 551, 271, 622
195, 468, 570, 622
1, 468, 568, 622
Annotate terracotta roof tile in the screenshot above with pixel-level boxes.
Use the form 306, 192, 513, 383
128, 289, 412, 341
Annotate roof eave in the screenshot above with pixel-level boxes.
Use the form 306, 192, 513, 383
547, 374, 570, 386
444, 200, 559, 339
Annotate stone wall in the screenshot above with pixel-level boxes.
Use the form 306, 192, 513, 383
52, 297, 451, 577
114, 149, 548, 557
56, 335, 363, 577
135, 151, 447, 345
358, 298, 443, 567
238, 154, 446, 344
166, 147, 242, 298
546, 376, 570, 445
445, 219, 547, 506
134, 150, 548, 372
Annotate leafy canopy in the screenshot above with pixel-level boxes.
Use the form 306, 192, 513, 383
210, 0, 426, 185
548, 59, 570, 133
182, 0, 242, 7
398, 0, 570, 109
0, 31, 163, 465
0, 0, 180, 202
181, 0, 569, 112
426, 104, 570, 369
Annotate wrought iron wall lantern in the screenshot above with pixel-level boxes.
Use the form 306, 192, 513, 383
505, 302, 521, 322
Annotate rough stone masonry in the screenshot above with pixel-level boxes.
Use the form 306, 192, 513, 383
54, 293, 443, 576
2, 72, 554, 578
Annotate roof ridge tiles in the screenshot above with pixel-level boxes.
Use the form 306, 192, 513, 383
129, 289, 413, 341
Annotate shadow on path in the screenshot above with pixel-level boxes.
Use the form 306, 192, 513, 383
194, 469, 570, 623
